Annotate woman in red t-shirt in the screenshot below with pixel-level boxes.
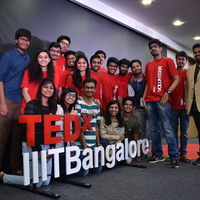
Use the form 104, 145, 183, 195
21, 50, 61, 114
65, 55, 90, 96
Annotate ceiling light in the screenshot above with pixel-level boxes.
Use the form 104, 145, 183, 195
173, 20, 184, 26
140, 0, 154, 6
194, 36, 200, 40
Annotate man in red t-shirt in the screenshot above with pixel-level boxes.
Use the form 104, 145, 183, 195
171, 51, 190, 163
90, 55, 102, 101
95, 50, 108, 73
101, 57, 123, 114
142, 39, 179, 168
56, 35, 71, 71
115, 58, 132, 98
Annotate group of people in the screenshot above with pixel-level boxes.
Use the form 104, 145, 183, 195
0, 28, 200, 187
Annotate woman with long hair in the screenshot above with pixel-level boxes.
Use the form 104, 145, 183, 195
21, 50, 62, 114
100, 100, 125, 147
0, 78, 57, 188
65, 55, 90, 96
56, 87, 78, 148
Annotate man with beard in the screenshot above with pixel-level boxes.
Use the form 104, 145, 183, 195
128, 60, 148, 140
101, 57, 123, 114
186, 43, 200, 165
56, 35, 71, 70
115, 58, 132, 98
48, 42, 62, 67
75, 78, 102, 176
142, 39, 179, 168
121, 97, 140, 162
171, 51, 190, 163
90, 55, 102, 101
95, 50, 108, 73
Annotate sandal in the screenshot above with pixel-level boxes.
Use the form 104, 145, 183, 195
180, 156, 191, 163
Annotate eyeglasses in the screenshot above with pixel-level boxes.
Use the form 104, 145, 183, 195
19, 37, 30, 43
131, 65, 141, 69
49, 49, 61, 54
67, 57, 76, 61
84, 86, 95, 90
149, 45, 159, 50
92, 61, 101, 65
60, 41, 70, 48
66, 93, 76, 97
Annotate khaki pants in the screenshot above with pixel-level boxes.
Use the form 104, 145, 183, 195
0, 98, 22, 173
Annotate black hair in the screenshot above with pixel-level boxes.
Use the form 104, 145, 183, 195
48, 42, 61, 50
122, 96, 134, 106
90, 55, 101, 63
107, 57, 119, 67
36, 78, 57, 114
28, 50, 54, 84
64, 50, 76, 58
60, 87, 78, 113
15, 28, 31, 40
83, 77, 97, 87
175, 51, 188, 60
72, 55, 90, 88
57, 35, 71, 44
103, 100, 124, 127
130, 59, 142, 66
119, 58, 130, 67
95, 50, 106, 58
148, 39, 162, 49
192, 43, 200, 52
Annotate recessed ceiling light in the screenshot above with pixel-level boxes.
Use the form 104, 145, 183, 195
194, 36, 200, 40
140, 0, 154, 6
173, 20, 184, 26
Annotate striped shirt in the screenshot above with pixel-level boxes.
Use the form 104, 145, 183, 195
75, 97, 100, 149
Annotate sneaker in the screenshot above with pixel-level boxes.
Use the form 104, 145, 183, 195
192, 157, 200, 165
148, 155, 165, 163
169, 160, 179, 168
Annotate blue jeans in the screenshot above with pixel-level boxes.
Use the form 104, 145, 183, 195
146, 101, 178, 160
171, 109, 190, 156
76, 151, 102, 177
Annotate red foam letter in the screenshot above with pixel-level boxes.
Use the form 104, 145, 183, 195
43, 115, 62, 145
64, 114, 80, 142
19, 115, 42, 147
82, 114, 93, 132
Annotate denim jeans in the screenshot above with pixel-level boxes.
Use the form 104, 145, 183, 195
171, 109, 190, 156
146, 101, 178, 160
76, 151, 102, 177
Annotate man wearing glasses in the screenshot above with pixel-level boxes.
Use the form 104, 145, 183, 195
142, 39, 179, 168
56, 35, 71, 71
75, 78, 102, 176
0, 28, 31, 174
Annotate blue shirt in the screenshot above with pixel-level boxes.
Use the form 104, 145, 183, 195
0, 48, 30, 103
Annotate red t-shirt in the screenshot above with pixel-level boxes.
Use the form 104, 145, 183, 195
101, 73, 123, 113
60, 68, 73, 88
90, 71, 102, 101
115, 72, 132, 98
20, 67, 62, 114
56, 56, 66, 71
145, 57, 178, 102
98, 67, 108, 73
171, 68, 187, 109
65, 74, 86, 96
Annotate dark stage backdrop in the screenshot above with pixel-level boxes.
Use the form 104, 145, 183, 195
0, 0, 166, 65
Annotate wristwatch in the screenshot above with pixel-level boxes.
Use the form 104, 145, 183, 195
166, 90, 171, 95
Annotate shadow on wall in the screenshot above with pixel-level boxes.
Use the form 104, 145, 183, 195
0, 36, 51, 59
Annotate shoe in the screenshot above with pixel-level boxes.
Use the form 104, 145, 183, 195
169, 160, 179, 168
192, 157, 200, 165
148, 155, 165, 163
165, 157, 170, 162
179, 155, 191, 163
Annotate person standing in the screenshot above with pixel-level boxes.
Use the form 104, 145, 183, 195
142, 39, 179, 168
186, 43, 200, 165
0, 28, 31, 174
171, 51, 190, 163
